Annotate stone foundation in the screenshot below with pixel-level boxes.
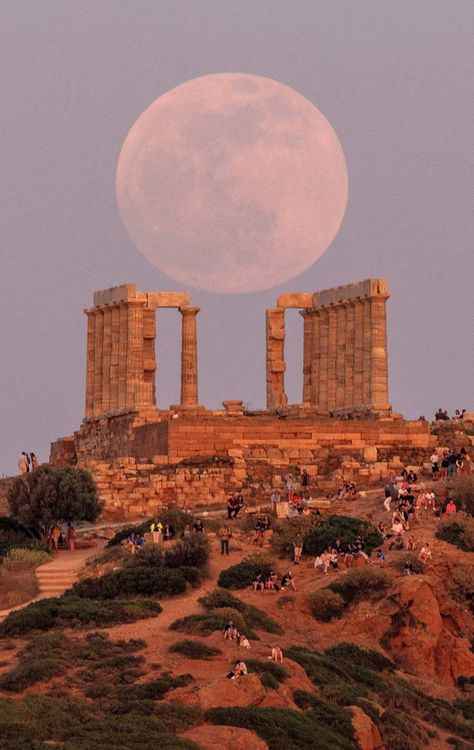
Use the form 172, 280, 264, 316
50, 412, 443, 519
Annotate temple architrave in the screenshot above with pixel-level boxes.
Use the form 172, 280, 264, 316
48, 277, 449, 519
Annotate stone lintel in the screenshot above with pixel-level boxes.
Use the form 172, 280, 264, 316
93, 283, 138, 307
312, 278, 389, 309
147, 292, 190, 309
277, 292, 313, 308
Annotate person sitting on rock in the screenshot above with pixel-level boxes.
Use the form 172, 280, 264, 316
406, 536, 417, 550
223, 621, 236, 640
328, 548, 339, 572
270, 646, 284, 663
354, 536, 370, 563
238, 634, 251, 649
402, 562, 413, 576
163, 523, 175, 541
376, 549, 385, 567
419, 543, 432, 564
227, 660, 248, 679
265, 571, 279, 591
252, 573, 265, 591
445, 499, 457, 516
281, 570, 296, 591
314, 551, 330, 575
193, 520, 204, 534
391, 517, 404, 537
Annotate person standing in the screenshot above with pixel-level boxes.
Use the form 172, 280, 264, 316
219, 524, 232, 556
270, 489, 281, 514
30, 452, 39, 469
285, 473, 295, 501
18, 452, 29, 475
293, 533, 304, 564
67, 523, 77, 551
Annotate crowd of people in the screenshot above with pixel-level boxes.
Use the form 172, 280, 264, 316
434, 408, 467, 421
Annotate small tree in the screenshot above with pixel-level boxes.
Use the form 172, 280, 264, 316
7, 466, 103, 539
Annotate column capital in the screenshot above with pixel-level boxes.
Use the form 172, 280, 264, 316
179, 306, 200, 316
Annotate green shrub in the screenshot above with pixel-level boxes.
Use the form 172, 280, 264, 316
208, 607, 252, 635
308, 588, 345, 621
303, 515, 383, 557
324, 643, 394, 672
2, 546, 51, 569
327, 567, 389, 605
163, 536, 210, 569
169, 612, 256, 638
206, 706, 358, 750
169, 640, 221, 659
270, 516, 321, 557
246, 659, 289, 688
0, 595, 161, 636
217, 561, 271, 589
70, 566, 187, 599
390, 552, 425, 574
111, 672, 193, 702
179, 566, 206, 587
437, 513, 474, 552
448, 564, 474, 611
198, 589, 283, 635
0, 655, 67, 692
454, 698, 474, 721
292, 690, 357, 739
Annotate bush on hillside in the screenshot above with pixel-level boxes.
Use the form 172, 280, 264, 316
390, 552, 425, 575
324, 643, 394, 672
327, 567, 390, 605
70, 566, 187, 599
448, 564, 474, 612
162, 536, 210, 569
303, 515, 383, 557
270, 515, 322, 557
437, 514, 474, 552
217, 561, 271, 589
246, 659, 289, 689
308, 588, 345, 621
3, 546, 51, 569
169, 640, 221, 659
169, 611, 256, 639
0, 595, 161, 637
198, 589, 283, 634
0, 655, 67, 692
206, 706, 358, 750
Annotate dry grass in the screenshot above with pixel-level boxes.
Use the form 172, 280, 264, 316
0, 566, 38, 610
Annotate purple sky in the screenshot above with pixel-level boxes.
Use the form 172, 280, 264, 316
1, 1, 472, 475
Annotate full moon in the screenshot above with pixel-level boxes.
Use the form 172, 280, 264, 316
116, 73, 348, 293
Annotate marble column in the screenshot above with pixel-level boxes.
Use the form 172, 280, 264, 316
266, 308, 287, 409
309, 310, 320, 407
362, 298, 372, 407
92, 307, 104, 416
335, 304, 346, 409
180, 307, 199, 407
352, 298, 364, 407
84, 309, 96, 417
344, 301, 355, 408
126, 299, 145, 409
117, 302, 128, 410
109, 304, 120, 412
300, 309, 312, 404
369, 294, 390, 410
318, 308, 329, 411
101, 305, 113, 413
326, 306, 337, 410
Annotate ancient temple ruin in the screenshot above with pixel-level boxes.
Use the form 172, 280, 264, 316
84, 277, 390, 420
84, 284, 200, 417
266, 278, 390, 415
49, 277, 442, 518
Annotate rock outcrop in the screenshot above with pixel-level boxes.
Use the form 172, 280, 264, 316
181, 725, 269, 750
350, 706, 385, 750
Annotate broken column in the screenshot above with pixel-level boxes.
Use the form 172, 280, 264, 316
266, 308, 287, 409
